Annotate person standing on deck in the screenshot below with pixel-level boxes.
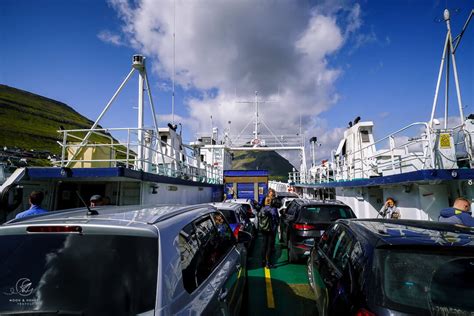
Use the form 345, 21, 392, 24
260, 189, 279, 268
15, 191, 48, 219
439, 197, 474, 227
379, 197, 401, 219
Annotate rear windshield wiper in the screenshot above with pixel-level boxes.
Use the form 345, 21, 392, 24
1, 311, 84, 315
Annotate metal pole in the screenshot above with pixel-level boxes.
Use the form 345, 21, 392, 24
66, 68, 136, 167
255, 91, 259, 143
137, 68, 145, 170
144, 71, 166, 166
447, 22, 466, 124
429, 32, 450, 128
444, 40, 450, 129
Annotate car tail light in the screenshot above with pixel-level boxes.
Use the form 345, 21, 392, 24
293, 223, 316, 230
355, 308, 376, 316
27, 226, 82, 233
233, 224, 241, 238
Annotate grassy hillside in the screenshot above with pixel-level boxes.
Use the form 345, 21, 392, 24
0, 84, 96, 155
0, 84, 295, 177
231, 150, 295, 181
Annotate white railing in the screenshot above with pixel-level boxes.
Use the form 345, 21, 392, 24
290, 121, 473, 185
54, 127, 222, 184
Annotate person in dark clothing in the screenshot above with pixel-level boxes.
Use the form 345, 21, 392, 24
15, 191, 48, 219
261, 189, 279, 268
438, 197, 474, 227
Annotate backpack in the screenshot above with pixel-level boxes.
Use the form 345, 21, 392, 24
258, 207, 272, 232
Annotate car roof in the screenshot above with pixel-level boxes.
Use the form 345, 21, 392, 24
210, 202, 242, 211
276, 192, 299, 198
225, 198, 252, 203
291, 198, 347, 206
341, 219, 474, 248
3, 204, 217, 234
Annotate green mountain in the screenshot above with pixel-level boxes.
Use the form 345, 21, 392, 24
231, 150, 295, 181
0, 84, 296, 177
0, 84, 97, 165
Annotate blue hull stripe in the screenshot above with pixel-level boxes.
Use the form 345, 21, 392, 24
25, 167, 222, 188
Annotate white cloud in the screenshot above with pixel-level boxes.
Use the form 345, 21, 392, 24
107, 0, 366, 168
97, 30, 124, 46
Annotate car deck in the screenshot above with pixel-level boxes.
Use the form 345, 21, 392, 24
243, 232, 317, 315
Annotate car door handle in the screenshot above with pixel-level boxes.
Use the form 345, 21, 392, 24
218, 288, 228, 302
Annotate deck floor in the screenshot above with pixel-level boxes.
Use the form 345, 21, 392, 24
243, 232, 317, 315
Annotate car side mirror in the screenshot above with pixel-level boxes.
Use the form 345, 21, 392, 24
237, 231, 252, 244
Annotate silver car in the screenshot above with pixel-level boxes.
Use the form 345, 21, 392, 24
224, 198, 258, 230
0, 204, 250, 315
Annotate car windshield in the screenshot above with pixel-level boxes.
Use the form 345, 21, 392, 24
0, 233, 158, 315
219, 209, 238, 224
376, 248, 474, 314
299, 206, 355, 222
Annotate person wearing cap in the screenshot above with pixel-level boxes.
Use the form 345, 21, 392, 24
90, 195, 104, 207
15, 191, 48, 219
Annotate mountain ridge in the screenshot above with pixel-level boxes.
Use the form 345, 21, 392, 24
0, 84, 294, 179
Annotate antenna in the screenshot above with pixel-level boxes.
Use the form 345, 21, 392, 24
234, 90, 278, 147
171, 0, 176, 125
75, 191, 98, 216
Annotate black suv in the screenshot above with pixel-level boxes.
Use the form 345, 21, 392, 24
280, 199, 356, 262
307, 219, 474, 315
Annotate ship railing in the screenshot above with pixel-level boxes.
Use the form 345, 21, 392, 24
319, 122, 432, 183
291, 122, 435, 185
55, 127, 222, 184
452, 122, 474, 168
230, 134, 304, 148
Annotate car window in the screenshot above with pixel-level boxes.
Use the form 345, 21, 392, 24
330, 229, 354, 271
219, 209, 238, 224
319, 223, 340, 256
286, 202, 297, 215
0, 234, 157, 314
194, 214, 235, 286
179, 223, 201, 293
298, 206, 356, 222
240, 204, 252, 214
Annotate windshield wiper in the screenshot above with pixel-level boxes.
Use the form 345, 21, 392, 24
1, 311, 84, 315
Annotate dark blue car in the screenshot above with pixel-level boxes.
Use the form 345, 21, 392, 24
307, 219, 474, 315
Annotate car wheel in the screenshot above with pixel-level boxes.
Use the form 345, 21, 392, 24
288, 240, 298, 263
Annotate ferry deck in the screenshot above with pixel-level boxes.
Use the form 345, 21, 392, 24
243, 233, 317, 315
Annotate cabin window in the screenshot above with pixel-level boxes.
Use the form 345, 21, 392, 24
361, 130, 370, 143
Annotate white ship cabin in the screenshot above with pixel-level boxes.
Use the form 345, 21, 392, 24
189, 135, 233, 181
306, 117, 473, 183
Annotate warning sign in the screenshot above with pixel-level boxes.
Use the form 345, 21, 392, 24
439, 133, 451, 149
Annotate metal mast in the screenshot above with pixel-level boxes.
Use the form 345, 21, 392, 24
429, 9, 468, 128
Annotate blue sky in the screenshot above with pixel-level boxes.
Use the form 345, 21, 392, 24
1, 0, 473, 165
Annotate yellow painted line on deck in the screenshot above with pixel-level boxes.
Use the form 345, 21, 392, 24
264, 267, 275, 308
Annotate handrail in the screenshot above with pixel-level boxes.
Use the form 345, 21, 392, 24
54, 127, 223, 184
290, 120, 472, 185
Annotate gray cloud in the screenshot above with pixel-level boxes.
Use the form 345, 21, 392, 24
108, 0, 368, 166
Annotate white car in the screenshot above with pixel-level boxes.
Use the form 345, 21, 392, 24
279, 197, 296, 214
224, 198, 259, 229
